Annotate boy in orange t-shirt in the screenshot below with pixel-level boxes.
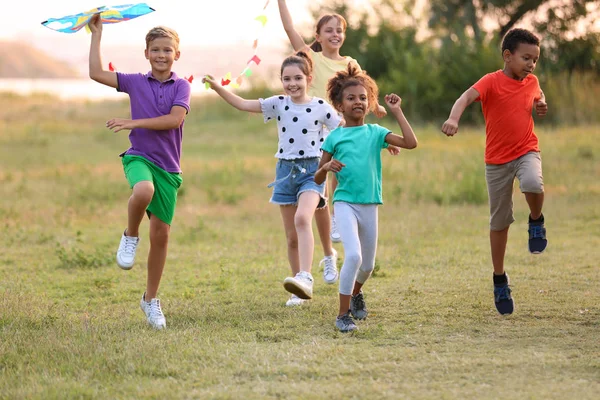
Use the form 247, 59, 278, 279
441, 29, 548, 315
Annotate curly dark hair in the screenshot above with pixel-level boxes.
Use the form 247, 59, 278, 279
280, 51, 314, 78
326, 64, 379, 114
502, 28, 540, 54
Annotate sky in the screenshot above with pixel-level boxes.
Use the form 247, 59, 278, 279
2, 0, 372, 48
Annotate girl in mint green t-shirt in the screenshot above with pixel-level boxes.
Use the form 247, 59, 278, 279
314, 65, 418, 332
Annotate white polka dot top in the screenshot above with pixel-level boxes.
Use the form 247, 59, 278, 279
259, 95, 342, 159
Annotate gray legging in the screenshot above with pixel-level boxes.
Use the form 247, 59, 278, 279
334, 202, 378, 295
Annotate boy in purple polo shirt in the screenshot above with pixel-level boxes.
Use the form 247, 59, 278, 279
88, 14, 191, 329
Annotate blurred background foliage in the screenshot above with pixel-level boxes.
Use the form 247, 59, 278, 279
299, 0, 600, 125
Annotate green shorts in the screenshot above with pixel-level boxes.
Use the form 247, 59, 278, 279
122, 155, 183, 225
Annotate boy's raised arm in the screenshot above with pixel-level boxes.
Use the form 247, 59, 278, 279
88, 14, 118, 88
441, 87, 480, 136
277, 0, 309, 53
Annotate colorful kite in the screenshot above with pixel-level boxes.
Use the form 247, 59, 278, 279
41, 3, 155, 34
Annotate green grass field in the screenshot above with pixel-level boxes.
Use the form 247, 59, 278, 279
1, 93, 599, 399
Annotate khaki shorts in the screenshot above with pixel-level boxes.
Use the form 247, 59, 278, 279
485, 151, 543, 231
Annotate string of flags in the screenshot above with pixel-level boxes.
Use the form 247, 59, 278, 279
202, 0, 270, 89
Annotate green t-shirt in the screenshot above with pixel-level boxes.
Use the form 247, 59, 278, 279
321, 124, 391, 204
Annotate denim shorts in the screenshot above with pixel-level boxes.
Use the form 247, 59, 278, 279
268, 157, 326, 208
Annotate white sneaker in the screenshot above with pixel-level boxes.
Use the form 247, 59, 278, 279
330, 215, 342, 243
285, 294, 306, 307
320, 248, 339, 284
116, 230, 139, 270
140, 293, 166, 330
283, 271, 314, 300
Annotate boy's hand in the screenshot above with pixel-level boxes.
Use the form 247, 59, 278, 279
441, 119, 459, 136
88, 13, 103, 35
106, 118, 136, 133
384, 94, 402, 112
373, 104, 387, 118
386, 144, 401, 155
535, 99, 548, 117
323, 159, 345, 173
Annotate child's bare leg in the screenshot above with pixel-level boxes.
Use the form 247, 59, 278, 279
339, 293, 351, 316
145, 215, 170, 300
280, 205, 300, 275
127, 181, 154, 237
490, 227, 509, 275
295, 191, 320, 273
314, 206, 334, 256
525, 192, 544, 219
352, 281, 364, 296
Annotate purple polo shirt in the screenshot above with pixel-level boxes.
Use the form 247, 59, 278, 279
117, 71, 191, 173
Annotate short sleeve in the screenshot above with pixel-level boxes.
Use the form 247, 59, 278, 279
472, 73, 494, 103
322, 102, 342, 131
259, 95, 284, 123
372, 124, 392, 149
173, 79, 191, 113
321, 127, 339, 155
116, 72, 142, 94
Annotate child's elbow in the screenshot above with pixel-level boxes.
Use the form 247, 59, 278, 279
406, 140, 418, 149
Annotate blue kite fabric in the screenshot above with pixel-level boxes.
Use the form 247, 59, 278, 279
41, 3, 155, 34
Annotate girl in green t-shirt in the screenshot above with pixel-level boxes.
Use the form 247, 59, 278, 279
315, 65, 418, 332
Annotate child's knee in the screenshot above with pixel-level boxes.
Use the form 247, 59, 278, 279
345, 252, 362, 269
133, 181, 154, 203
149, 222, 169, 245
520, 176, 544, 194
294, 213, 312, 230
285, 233, 298, 250
490, 217, 513, 231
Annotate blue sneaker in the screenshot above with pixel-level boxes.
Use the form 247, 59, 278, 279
494, 280, 514, 315
528, 215, 547, 254
350, 291, 368, 320
335, 312, 358, 332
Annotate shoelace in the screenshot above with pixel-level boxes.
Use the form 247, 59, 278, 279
339, 313, 354, 327
529, 224, 545, 239
297, 272, 313, 284
123, 236, 138, 254
495, 285, 511, 302
353, 293, 365, 310
320, 256, 336, 277
149, 300, 164, 319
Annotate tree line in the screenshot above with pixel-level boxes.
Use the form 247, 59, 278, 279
307, 0, 600, 125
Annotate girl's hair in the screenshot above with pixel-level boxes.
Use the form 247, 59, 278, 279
145, 26, 180, 50
327, 64, 379, 113
309, 14, 347, 52
280, 51, 314, 77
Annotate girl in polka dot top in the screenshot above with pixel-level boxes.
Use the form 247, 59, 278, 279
314, 65, 418, 332
278, 0, 398, 265
203, 51, 342, 305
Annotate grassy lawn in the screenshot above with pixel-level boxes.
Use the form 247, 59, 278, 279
0, 93, 599, 399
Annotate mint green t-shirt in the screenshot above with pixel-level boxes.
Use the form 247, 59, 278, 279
321, 124, 391, 204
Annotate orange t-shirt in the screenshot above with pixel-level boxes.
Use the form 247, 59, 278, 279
472, 70, 542, 165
